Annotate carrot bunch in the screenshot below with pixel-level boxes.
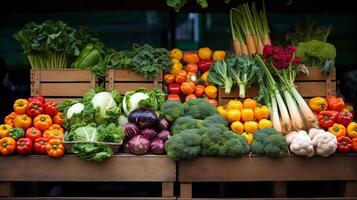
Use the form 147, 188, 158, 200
230, 1, 271, 57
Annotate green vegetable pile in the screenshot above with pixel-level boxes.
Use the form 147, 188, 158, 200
251, 128, 288, 158
166, 0, 234, 12
296, 40, 336, 75
65, 123, 124, 162
105, 44, 171, 79
14, 20, 102, 69
286, 18, 336, 75
162, 99, 250, 161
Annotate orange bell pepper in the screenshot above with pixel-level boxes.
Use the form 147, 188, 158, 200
0, 137, 16, 156
328, 123, 346, 138
347, 122, 357, 138
13, 99, 29, 115
47, 129, 64, 140
254, 105, 270, 121
53, 112, 64, 126
13, 114, 32, 129
48, 124, 64, 133
204, 85, 217, 99
46, 139, 65, 158
33, 114, 52, 131
4, 112, 18, 126
352, 138, 357, 152
0, 124, 12, 138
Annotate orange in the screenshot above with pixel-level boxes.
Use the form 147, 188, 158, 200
198, 47, 212, 60
227, 100, 243, 111
241, 108, 255, 122
243, 98, 258, 109
231, 121, 244, 134
226, 109, 241, 123
244, 121, 258, 133
212, 50, 226, 61
258, 119, 273, 129
254, 105, 270, 120
217, 106, 227, 118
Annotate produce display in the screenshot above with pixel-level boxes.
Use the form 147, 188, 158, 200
6, 1, 356, 165
164, 47, 223, 106
0, 97, 65, 157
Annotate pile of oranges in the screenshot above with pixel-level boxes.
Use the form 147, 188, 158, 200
217, 98, 272, 144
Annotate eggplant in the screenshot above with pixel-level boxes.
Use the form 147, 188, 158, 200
128, 108, 158, 129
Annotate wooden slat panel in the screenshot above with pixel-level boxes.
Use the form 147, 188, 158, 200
178, 198, 356, 200
45, 98, 82, 104
1, 198, 175, 200
38, 83, 93, 97
106, 69, 163, 82
295, 82, 327, 97
178, 155, 357, 182
0, 182, 13, 197
295, 67, 336, 81
31, 70, 94, 82
114, 83, 162, 94
220, 82, 329, 99
0, 155, 176, 182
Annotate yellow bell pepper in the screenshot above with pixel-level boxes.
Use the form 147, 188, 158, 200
170, 48, 183, 60
309, 97, 327, 113
242, 132, 253, 145
170, 59, 183, 75
0, 124, 12, 139
347, 122, 357, 138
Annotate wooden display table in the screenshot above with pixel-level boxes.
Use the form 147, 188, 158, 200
178, 154, 357, 199
0, 154, 176, 200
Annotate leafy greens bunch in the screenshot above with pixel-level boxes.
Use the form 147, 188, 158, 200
14, 20, 102, 69
105, 44, 171, 79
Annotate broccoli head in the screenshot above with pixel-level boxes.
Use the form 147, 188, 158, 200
171, 116, 203, 135
161, 100, 184, 122
264, 134, 288, 158
251, 128, 288, 157
183, 99, 217, 119
165, 129, 202, 161
203, 114, 228, 127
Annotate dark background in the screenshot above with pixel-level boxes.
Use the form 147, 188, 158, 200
0, 0, 356, 198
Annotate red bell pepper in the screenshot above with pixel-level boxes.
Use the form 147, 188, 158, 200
168, 83, 181, 94
33, 137, 48, 154
352, 138, 357, 152
29, 96, 45, 105
25, 127, 42, 142
44, 101, 58, 117
327, 96, 345, 112
318, 111, 336, 129
167, 94, 180, 101
337, 136, 352, 153
336, 110, 353, 127
16, 138, 32, 155
26, 100, 43, 118
197, 59, 214, 72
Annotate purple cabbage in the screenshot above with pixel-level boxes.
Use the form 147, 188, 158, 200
124, 142, 130, 153
128, 108, 157, 129
124, 123, 139, 139
156, 130, 171, 141
150, 139, 165, 154
128, 135, 150, 155
159, 117, 169, 130
141, 129, 157, 141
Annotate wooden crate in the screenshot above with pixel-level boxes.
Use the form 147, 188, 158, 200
30, 69, 97, 103
105, 69, 163, 94
178, 154, 357, 199
0, 154, 176, 199
219, 67, 336, 105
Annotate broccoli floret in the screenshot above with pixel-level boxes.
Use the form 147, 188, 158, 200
161, 100, 184, 122
171, 116, 203, 135
252, 128, 288, 157
183, 99, 217, 119
165, 129, 202, 161
203, 114, 228, 127
264, 134, 288, 158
